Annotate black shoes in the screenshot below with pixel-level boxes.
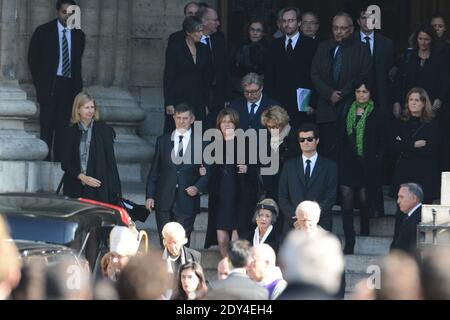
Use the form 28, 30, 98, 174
343, 238, 355, 255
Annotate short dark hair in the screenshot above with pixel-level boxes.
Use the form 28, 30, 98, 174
174, 103, 194, 116
430, 12, 448, 26
298, 123, 320, 139
280, 6, 301, 20
182, 16, 204, 34
216, 108, 240, 129
56, 0, 77, 10
412, 24, 437, 51
196, 6, 212, 21
301, 12, 320, 24
228, 240, 251, 268
354, 79, 374, 94
183, 1, 198, 15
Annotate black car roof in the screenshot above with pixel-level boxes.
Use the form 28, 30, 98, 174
0, 193, 128, 225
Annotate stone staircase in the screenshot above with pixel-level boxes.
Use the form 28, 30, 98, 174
121, 181, 398, 298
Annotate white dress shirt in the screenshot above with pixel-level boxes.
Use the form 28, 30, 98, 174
407, 203, 422, 217
200, 35, 211, 49
247, 95, 263, 114
302, 153, 318, 177
360, 31, 374, 55
173, 128, 192, 156
285, 31, 300, 50
57, 20, 72, 76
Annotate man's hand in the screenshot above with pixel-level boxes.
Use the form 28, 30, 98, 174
145, 198, 155, 210
78, 174, 101, 188
166, 105, 175, 115
237, 165, 247, 174
393, 102, 402, 119
414, 140, 427, 148
306, 106, 315, 115
186, 186, 199, 197
330, 91, 342, 105
199, 165, 206, 176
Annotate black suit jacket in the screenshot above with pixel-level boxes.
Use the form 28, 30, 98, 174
229, 94, 279, 131
209, 32, 232, 113
278, 155, 338, 235
391, 205, 421, 255
28, 19, 85, 105
265, 34, 318, 123
163, 33, 212, 122
146, 131, 208, 215
311, 36, 372, 124
210, 272, 269, 300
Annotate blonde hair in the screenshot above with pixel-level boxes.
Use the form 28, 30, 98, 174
401, 88, 435, 123
261, 105, 290, 128
70, 92, 100, 124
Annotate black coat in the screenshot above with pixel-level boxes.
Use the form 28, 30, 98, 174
204, 138, 258, 248
61, 121, 121, 205
242, 227, 281, 253
265, 34, 318, 125
146, 132, 208, 216
278, 155, 338, 236
391, 205, 421, 255
28, 19, 85, 105
163, 34, 212, 122
390, 117, 441, 201
311, 36, 372, 124
229, 94, 279, 131
277, 282, 335, 300
393, 49, 449, 105
338, 105, 386, 214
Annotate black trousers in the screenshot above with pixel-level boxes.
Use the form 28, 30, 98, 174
39, 77, 75, 162
318, 122, 338, 161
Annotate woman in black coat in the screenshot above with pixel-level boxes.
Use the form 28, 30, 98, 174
163, 16, 212, 133
61, 92, 121, 205
390, 87, 441, 203
338, 81, 386, 254
204, 109, 258, 258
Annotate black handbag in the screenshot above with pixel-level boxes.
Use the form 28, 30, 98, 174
119, 197, 150, 222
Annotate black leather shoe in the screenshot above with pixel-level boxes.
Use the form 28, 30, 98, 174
343, 240, 355, 255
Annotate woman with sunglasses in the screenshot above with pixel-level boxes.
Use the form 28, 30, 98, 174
338, 80, 386, 254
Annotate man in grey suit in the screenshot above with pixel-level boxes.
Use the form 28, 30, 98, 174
209, 240, 268, 300
146, 104, 208, 246
278, 123, 338, 237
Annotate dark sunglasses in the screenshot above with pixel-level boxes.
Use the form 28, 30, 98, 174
299, 137, 315, 143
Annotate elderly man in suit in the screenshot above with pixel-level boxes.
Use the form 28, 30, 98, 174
390, 183, 423, 256
278, 123, 338, 237
210, 240, 268, 300
146, 104, 208, 246
230, 73, 278, 131
28, 0, 85, 162
311, 12, 372, 159
265, 6, 318, 129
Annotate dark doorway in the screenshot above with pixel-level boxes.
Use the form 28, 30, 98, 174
223, 0, 450, 58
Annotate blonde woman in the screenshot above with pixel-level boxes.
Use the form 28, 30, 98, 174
61, 92, 121, 205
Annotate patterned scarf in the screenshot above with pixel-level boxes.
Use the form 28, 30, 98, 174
346, 100, 374, 157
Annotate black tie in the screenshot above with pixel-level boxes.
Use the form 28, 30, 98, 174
62, 29, 71, 78
177, 135, 184, 158
305, 159, 311, 184
249, 103, 257, 119
286, 38, 293, 55
333, 45, 342, 85
364, 36, 372, 55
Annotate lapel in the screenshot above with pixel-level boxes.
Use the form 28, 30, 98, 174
71, 29, 78, 66
52, 20, 60, 69
241, 98, 251, 125
296, 157, 306, 186
164, 133, 177, 168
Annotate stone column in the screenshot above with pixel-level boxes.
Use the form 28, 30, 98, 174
0, 0, 53, 193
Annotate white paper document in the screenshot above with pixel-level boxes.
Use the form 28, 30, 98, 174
296, 88, 312, 112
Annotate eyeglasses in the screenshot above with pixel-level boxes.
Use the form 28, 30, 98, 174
299, 137, 315, 143
250, 28, 264, 33
302, 21, 318, 26
243, 88, 262, 95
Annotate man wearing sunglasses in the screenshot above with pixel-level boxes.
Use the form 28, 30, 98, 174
278, 123, 337, 238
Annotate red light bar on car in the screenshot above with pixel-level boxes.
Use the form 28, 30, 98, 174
78, 198, 133, 226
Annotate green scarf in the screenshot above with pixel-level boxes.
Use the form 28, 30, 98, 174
346, 100, 374, 157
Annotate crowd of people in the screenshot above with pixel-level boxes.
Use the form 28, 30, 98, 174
2, 0, 448, 300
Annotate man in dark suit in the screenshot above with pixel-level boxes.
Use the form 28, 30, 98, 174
197, 6, 232, 127
209, 240, 268, 300
146, 104, 208, 246
311, 12, 372, 159
28, 0, 85, 162
230, 73, 278, 131
265, 7, 318, 129
278, 123, 337, 237
356, 6, 394, 116
391, 183, 423, 256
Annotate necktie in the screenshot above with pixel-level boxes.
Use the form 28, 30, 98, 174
62, 29, 71, 78
305, 159, 311, 184
333, 45, 342, 85
177, 135, 184, 158
364, 36, 372, 55
205, 36, 212, 51
286, 38, 293, 55
249, 103, 257, 119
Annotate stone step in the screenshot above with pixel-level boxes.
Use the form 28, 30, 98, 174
339, 236, 391, 255
344, 254, 383, 274
345, 272, 371, 294
118, 164, 145, 183
332, 215, 395, 237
